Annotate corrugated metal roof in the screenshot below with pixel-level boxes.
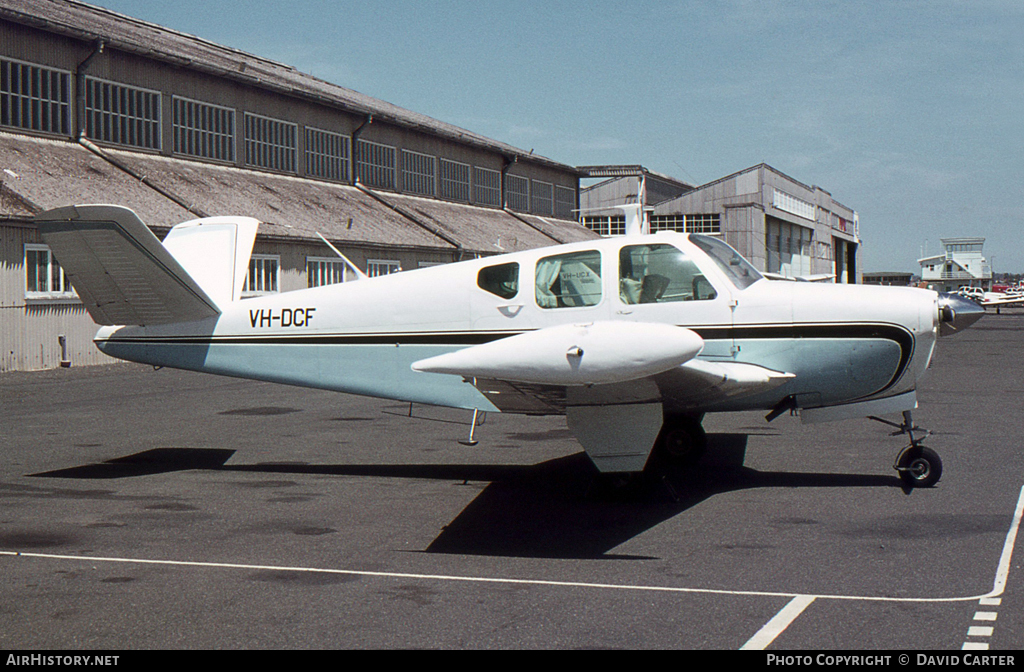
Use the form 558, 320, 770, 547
0, 0, 579, 175
0, 132, 596, 254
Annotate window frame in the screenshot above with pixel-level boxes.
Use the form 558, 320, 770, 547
172, 95, 236, 163
439, 158, 470, 202
505, 174, 529, 212
0, 57, 72, 136
243, 112, 297, 173
366, 259, 402, 278
242, 254, 280, 296
402, 149, 436, 196
84, 76, 162, 150
473, 166, 501, 207
307, 256, 350, 288
355, 139, 396, 189
24, 244, 76, 301
305, 127, 351, 182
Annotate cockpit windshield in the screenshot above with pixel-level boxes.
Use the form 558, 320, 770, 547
690, 234, 763, 289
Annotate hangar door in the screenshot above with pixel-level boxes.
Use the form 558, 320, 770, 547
765, 216, 813, 278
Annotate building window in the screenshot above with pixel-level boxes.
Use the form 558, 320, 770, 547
0, 58, 71, 135
356, 139, 396, 189
366, 259, 401, 277
84, 77, 161, 149
24, 245, 74, 299
307, 257, 350, 287
243, 254, 279, 295
172, 96, 235, 162
306, 127, 350, 181
555, 185, 576, 219
473, 166, 501, 207
686, 214, 721, 234
582, 215, 626, 237
650, 215, 684, 233
650, 214, 721, 234
439, 158, 470, 202
531, 180, 553, 216
506, 174, 529, 212
402, 150, 435, 196
772, 189, 815, 221
244, 113, 297, 173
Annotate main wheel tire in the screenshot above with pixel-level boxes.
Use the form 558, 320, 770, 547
656, 417, 707, 467
898, 445, 943, 488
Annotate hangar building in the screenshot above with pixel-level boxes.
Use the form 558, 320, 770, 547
0, 0, 595, 371
579, 164, 861, 283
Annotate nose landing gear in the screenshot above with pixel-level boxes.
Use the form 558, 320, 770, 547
870, 411, 943, 488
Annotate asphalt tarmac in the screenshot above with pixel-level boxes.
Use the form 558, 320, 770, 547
1, 309, 1023, 651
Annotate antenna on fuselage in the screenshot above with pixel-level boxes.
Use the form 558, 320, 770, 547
315, 231, 367, 280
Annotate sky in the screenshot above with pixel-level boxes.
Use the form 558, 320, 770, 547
88, 0, 1024, 273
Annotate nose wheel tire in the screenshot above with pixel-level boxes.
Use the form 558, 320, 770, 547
897, 445, 943, 488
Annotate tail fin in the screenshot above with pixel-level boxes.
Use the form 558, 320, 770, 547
34, 205, 230, 326
161, 215, 259, 307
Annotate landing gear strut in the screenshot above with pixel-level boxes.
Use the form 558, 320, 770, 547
870, 411, 943, 488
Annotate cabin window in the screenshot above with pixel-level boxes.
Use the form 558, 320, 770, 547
619, 244, 716, 304
535, 250, 602, 309
691, 234, 762, 289
477, 262, 519, 299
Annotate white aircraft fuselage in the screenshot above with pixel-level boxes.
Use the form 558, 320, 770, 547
38, 206, 983, 479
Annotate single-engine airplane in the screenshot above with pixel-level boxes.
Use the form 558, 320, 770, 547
956, 286, 1024, 311
36, 204, 984, 488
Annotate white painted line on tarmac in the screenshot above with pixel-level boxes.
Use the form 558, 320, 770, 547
959, 485, 1024, 651
989, 485, 1024, 597
2, 483, 1023, 650
0, 550, 815, 599
0, 550, 992, 603
740, 595, 815, 650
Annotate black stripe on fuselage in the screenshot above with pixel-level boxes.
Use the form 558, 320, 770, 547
101, 321, 916, 397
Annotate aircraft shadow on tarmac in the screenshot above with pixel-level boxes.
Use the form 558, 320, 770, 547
31, 433, 900, 560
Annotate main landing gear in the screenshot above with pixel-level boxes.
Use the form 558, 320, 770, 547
651, 414, 708, 468
870, 410, 943, 489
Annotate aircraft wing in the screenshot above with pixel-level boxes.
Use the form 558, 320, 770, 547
35, 205, 220, 326
982, 294, 1024, 307
416, 327, 795, 415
